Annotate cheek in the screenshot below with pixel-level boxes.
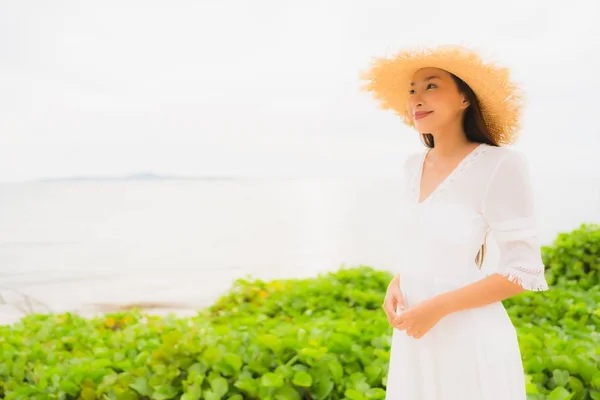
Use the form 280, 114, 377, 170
427, 92, 456, 118
407, 97, 418, 113
425, 91, 445, 108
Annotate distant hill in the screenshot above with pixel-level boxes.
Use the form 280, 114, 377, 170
35, 172, 240, 182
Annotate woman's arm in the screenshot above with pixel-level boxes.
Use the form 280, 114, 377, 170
393, 150, 548, 338
392, 274, 525, 338
435, 274, 524, 317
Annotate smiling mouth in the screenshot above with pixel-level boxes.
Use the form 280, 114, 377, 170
414, 111, 433, 120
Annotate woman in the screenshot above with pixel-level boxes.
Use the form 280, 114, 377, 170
360, 45, 549, 399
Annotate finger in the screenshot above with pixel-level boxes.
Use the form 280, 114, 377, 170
382, 294, 396, 310
405, 326, 419, 338
389, 300, 399, 317
412, 328, 423, 338
385, 310, 396, 325
395, 319, 411, 331
388, 286, 405, 309
382, 298, 397, 322
384, 310, 397, 327
392, 313, 403, 325
396, 294, 406, 312
392, 312, 408, 325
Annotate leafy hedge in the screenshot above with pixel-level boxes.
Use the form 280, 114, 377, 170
541, 223, 600, 290
0, 223, 598, 400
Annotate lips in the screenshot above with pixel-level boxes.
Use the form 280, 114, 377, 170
414, 111, 433, 120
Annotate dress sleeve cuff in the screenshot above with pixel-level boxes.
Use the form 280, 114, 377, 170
495, 264, 549, 291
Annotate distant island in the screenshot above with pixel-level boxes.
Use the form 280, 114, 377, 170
35, 172, 241, 182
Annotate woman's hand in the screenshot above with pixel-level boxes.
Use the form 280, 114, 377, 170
382, 275, 406, 327
392, 297, 446, 339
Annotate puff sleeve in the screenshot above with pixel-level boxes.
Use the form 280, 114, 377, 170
481, 150, 549, 291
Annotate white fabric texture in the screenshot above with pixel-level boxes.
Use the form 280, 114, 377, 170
385, 143, 549, 400
481, 150, 549, 291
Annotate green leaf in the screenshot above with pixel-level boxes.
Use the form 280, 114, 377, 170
261, 372, 284, 388
328, 359, 344, 381
187, 362, 207, 382
116, 390, 140, 400
364, 364, 382, 384
525, 356, 545, 374
590, 389, 600, 400
80, 388, 96, 400
258, 334, 282, 351
275, 364, 294, 379
151, 384, 179, 400
345, 388, 367, 400
553, 370, 570, 387
129, 377, 152, 396
314, 377, 334, 400
224, 353, 243, 372
592, 372, 600, 390
274, 385, 301, 400
292, 371, 312, 387
548, 386, 575, 400
365, 387, 386, 399
234, 378, 259, 397
203, 347, 223, 363
59, 379, 79, 396
181, 383, 202, 400
210, 377, 229, 397
204, 391, 222, 400
567, 376, 584, 396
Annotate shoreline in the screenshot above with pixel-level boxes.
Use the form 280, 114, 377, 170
0, 301, 207, 326
0, 266, 339, 327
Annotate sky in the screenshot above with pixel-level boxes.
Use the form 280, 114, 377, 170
1, 0, 599, 182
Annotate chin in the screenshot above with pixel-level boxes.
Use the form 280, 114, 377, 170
414, 122, 436, 133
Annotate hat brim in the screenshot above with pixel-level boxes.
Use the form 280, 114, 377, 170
360, 45, 524, 145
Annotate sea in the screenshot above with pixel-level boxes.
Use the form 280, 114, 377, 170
0, 176, 597, 324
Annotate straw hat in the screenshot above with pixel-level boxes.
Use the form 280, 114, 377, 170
360, 44, 524, 145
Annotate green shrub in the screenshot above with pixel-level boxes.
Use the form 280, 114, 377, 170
504, 285, 600, 332
0, 268, 394, 400
0, 223, 599, 399
542, 223, 600, 290
516, 323, 600, 400
204, 266, 390, 323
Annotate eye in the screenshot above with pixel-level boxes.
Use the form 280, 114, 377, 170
409, 83, 437, 95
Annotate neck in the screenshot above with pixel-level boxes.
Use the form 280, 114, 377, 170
427, 122, 473, 157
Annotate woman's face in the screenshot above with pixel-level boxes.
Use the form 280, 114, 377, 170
406, 67, 469, 133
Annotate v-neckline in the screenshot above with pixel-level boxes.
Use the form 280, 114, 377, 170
416, 143, 486, 204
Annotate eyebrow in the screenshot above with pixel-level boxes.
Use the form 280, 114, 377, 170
410, 75, 441, 86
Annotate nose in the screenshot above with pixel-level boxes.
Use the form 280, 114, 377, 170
408, 93, 424, 112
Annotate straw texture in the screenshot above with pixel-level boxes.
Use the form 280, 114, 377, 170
360, 45, 524, 145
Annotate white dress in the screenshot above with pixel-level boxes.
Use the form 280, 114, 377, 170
386, 143, 549, 400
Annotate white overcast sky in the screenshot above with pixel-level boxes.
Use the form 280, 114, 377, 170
1, 0, 599, 182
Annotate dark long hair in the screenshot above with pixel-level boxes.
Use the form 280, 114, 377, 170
420, 73, 498, 149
